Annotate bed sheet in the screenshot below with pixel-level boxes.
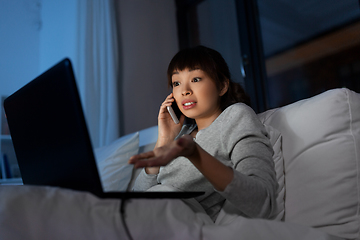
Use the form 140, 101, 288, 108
0, 185, 343, 240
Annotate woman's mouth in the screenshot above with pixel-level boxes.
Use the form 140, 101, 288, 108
182, 101, 196, 110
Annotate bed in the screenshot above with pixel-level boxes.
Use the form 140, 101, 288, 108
1, 88, 359, 240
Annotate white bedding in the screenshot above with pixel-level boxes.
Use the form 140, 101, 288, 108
2, 89, 357, 239
0, 185, 343, 240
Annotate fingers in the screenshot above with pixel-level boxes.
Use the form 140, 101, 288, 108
132, 157, 160, 169
161, 93, 175, 108
128, 151, 164, 169
128, 141, 185, 169
129, 155, 163, 169
159, 93, 180, 124
164, 93, 174, 104
158, 93, 173, 114
128, 151, 155, 163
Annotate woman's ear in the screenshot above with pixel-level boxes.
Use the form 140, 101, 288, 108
219, 79, 229, 96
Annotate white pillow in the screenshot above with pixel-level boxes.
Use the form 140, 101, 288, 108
258, 88, 360, 239
94, 132, 139, 192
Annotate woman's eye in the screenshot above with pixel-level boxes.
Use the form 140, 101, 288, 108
172, 81, 180, 87
193, 77, 201, 82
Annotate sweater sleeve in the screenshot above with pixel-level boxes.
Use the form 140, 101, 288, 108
216, 104, 278, 218
132, 168, 159, 191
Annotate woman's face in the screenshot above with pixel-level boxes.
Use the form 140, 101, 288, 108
171, 68, 227, 129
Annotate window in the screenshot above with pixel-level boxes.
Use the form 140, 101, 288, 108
176, 0, 360, 111
175, 0, 267, 112
258, 0, 360, 108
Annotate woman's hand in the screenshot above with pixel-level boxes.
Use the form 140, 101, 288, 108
157, 93, 185, 147
129, 135, 196, 169
129, 134, 234, 191
141, 93, 185, 175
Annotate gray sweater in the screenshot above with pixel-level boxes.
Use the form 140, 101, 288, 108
133, 103, 278, 220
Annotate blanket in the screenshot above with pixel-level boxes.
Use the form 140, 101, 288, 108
0, 185, 343, 240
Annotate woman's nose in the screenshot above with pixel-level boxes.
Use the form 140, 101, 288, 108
182, 89, 192, 96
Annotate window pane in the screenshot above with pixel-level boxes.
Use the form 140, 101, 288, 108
196, 0, 245, 87
258, 0, 360, 108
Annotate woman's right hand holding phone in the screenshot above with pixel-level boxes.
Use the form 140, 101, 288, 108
144, 93, 184, 175
156, 93, 184, 147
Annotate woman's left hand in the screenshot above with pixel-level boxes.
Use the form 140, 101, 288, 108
128, 135, 196, 169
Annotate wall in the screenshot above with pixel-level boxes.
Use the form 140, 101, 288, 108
116, 0, 179, 135
39, 1, 79, 74
197, 0, 244, 87
0, 0, 41, 97
0, 0, 79, 96
0, 0, 179, 138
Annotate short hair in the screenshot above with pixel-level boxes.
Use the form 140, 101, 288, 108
167, 45, 250, 110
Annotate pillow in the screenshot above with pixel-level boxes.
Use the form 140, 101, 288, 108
94, 132, 139, 192
263, 124, 285, 221
258, 88, 360, 239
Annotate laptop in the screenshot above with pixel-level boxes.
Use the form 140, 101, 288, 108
3, 58, 204, 199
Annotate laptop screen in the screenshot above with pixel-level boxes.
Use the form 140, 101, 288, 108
4, 59, 104, 195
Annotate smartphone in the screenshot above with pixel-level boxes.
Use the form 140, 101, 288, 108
167, 101, 182, 124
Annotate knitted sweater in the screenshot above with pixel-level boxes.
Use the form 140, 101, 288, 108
133, 103, 278, 220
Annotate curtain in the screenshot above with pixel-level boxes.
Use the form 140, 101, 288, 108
76, 0, 120, 148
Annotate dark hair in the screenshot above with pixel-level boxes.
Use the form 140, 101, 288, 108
167, 45, 250, 110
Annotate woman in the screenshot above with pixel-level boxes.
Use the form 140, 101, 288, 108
129, 46, 277, 221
